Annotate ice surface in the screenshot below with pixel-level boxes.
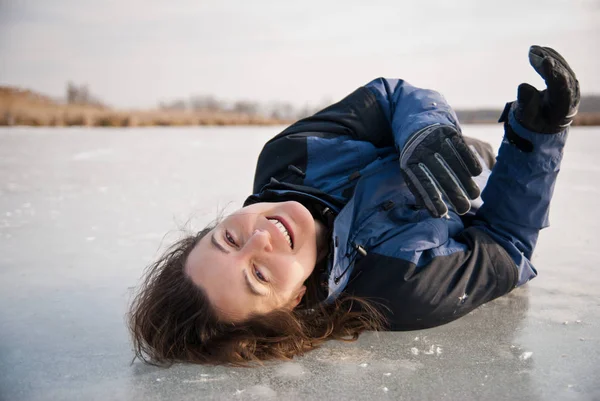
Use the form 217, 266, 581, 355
0, 126, 599, 401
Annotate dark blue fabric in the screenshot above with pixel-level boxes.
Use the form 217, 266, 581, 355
365, 78, 460, 151
474, 109, 567, 285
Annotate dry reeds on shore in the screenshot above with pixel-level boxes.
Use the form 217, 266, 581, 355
0, 107, 289, 127
0, 87, 289, 127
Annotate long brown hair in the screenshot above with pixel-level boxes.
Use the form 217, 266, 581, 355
127, 225, 386, 366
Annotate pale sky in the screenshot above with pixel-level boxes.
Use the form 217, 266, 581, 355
1, 0, 598, 109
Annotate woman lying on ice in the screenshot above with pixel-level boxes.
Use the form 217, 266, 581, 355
128, 46, 580, 365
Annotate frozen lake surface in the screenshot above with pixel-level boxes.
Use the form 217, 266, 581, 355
1, 126, 599, 401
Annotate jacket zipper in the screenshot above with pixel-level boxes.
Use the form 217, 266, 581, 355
333, 244, 367, 284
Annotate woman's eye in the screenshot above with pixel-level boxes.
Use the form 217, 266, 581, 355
225, 231, 237, 246
254, 266, 267, 282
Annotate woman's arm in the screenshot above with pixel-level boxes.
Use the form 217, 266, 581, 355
364, 79, 459, 151
253, 79, 481, 214
279, 78, 459, 149
474, 45, 580, 285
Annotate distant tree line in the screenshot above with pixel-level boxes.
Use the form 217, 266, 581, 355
159, 94, 332, 121
63, 81, 600, 124
3, 83, 600, 127
578, 95, 600, 113
162, 94, 600, 123
456, 95, 600, 124
40, 81, 600, 127
66, 82, 105, 107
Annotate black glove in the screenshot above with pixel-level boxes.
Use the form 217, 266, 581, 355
400, 125, 483, 218
502, 45, 580, 134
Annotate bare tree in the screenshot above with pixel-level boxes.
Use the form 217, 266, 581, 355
159, 99, 187, 111
190, 95, 222, 111
66, 82, 103, 106
233, 100, 260, 115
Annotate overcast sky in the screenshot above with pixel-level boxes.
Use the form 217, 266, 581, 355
1, 0, 598, 109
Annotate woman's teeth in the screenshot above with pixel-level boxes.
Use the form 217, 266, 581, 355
268, 218, 293, 248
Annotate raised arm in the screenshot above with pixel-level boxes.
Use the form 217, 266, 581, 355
474, 45, 580, 285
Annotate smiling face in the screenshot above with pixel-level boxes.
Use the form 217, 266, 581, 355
185, 201, 328, 322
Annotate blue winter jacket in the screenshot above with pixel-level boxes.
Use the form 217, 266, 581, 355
245, 78, 567, 330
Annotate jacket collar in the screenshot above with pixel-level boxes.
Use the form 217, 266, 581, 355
244, 178, 342, 227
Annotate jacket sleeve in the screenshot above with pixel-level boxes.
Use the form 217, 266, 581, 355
252, 79, 461, 192
271, 84, 394, 148
473, 109, 568, 285
279, 78, 460, 150
363, 78, 461, 151
346, 111, 567, 330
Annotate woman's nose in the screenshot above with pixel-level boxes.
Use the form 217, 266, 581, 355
246, 229, 273, 253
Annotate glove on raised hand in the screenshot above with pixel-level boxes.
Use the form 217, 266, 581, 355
400, 124, 483, 219
500, 45, 580, 138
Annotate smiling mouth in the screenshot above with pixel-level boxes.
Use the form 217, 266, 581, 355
267, 217, 293, 249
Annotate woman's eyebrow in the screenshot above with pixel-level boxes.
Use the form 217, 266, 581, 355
210, 232, 230, 254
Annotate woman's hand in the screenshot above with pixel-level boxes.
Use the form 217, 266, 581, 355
400, 124, 483, 218
503, 45, 580, 134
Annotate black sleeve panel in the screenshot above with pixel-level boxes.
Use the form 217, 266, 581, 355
252, 131, 309, 194
278, 87, 393, 147
344, 227, 518, 331
252, 87, 393, 193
